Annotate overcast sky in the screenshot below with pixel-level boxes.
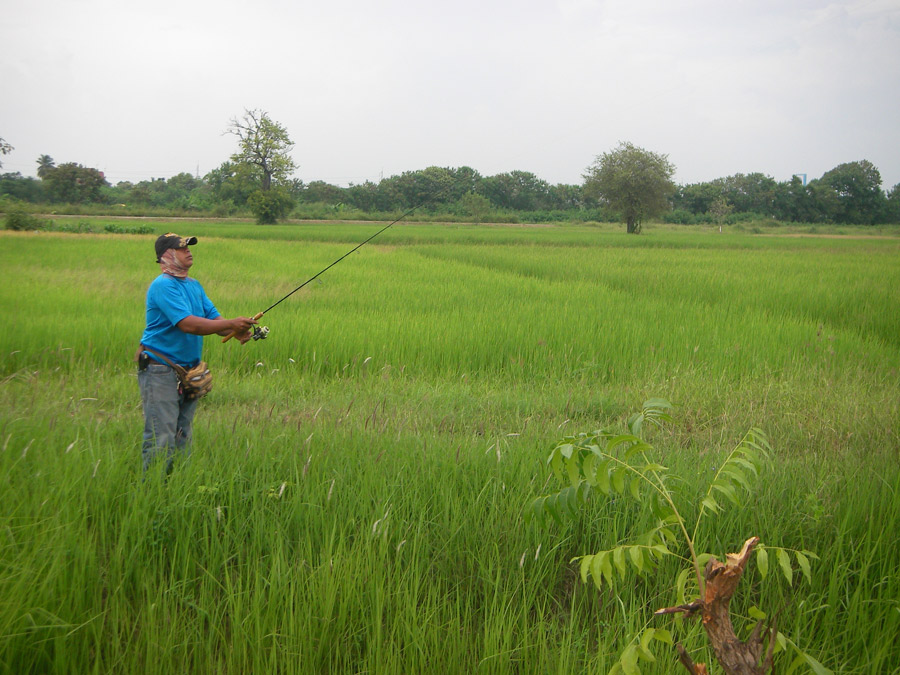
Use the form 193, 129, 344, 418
3, 0, 899, 190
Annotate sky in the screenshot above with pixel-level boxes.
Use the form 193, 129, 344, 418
2, 0, 900, 190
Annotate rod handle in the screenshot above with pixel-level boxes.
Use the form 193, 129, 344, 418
222, 312, 264, 344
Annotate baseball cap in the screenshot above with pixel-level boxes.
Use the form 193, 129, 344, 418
155, 233, 198, 262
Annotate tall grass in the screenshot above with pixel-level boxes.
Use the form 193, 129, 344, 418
1, 224, 898, 673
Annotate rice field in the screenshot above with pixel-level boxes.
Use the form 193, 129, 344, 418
1, 222, 898, 674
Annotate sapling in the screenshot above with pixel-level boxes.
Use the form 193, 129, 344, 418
531, 399, 830, 675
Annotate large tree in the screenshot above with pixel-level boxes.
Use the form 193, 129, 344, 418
227, 109, 297, 223
583, 142, 675, 233
814, 159, 884, 225
36, 154, 55, 178
228, 109, 296, 191
42, 162, 108, 203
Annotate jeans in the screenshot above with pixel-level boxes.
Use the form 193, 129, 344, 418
138, 362, 198, 473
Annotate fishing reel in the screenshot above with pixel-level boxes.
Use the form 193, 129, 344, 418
251, 324, 270, 341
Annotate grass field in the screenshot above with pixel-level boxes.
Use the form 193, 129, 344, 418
1, 221, 898, 674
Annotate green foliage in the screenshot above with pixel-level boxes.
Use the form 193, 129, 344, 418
814, 160, 884, 225
458, 192, 492, 223
228, 109, 297, 193
42, 162, 109, 203
4, 210, 47, 231
247, 187, 294, 224
0, 228, 897, 673
583, 142, 676, 233
532, 400, 830, 674
0, 172, 45, 202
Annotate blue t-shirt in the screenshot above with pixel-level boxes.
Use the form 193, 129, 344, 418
141, 274, 220, 367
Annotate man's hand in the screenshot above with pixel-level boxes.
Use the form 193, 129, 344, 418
234, 328, 254, 345
220, 314, 261, 344
229, 316, 258, 334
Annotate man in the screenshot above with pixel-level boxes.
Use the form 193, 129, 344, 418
137, 233, 257, 472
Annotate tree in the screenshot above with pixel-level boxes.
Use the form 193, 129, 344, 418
532, 400, 828, 675
36, 155, 55, 179
885, 184, 900, 224
0, 172, 45, 202
583, 142, 676, 233
721, 173, 778, 215
458, 192, 492, 223
481, 170, 552, 210
227, 109, 297, 223
42, 163, 109, 203
816, 160, 884, 225
204, 161, 257, 208
709, 196, 733, 230
0, 138, 13, 168
772, 176, 815, 222
302, 180, 344, 205
227, 109, 297, 192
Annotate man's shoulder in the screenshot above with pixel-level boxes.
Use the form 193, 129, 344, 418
149, 275, 204, 291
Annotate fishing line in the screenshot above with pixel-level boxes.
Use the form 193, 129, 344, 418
223, 196, 440, 343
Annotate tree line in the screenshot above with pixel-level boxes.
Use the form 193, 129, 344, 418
2, 119, 898, 227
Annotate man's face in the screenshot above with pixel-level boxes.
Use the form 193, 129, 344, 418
173, 246, 193, 269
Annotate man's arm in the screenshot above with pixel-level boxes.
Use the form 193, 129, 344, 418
177, 315, 258, 343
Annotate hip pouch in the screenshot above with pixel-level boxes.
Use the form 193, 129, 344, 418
141, 346, 213, 400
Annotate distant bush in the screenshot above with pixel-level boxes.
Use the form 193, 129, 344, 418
53, 221, 96, 233
4, 210, 48, 231
103, 223, 154, 235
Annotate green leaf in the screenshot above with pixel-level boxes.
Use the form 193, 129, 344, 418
550, 451, 565, 481
651, 544, 670, 559
712, 481, 739, 505
607, 434, 640, 453
802, 653, 833, 675
558, 442, 574, 458
786, 654, 806, 675
629, 475, 641, 500
567, 456, 581, 487
612, 466, 627, 494
591, 553, 606, 589
630, 414, 644, 438
757, 547, 769, 579
624, 441, 650, 461
701, 495, 720, 513
599, 550, 614, 587
597, 460, 611, 495
579, 555, 592, 584
721, 465, 751, 491
639, 628, 656, 653
643, 397, 673, 410
733, 457, 759, 477
652, 628, 674, 645
676, 568, 690, 604
775, 631, 787, 654
613, 546, 627, 578
620, 644, 640, 675
795, 551, 812, 584
658, 526, 678, 545
584, 453, 599, 486
629, 545, 644, 573
777, 548, 793, 586
696, 552, 713, 568
748, 606, 767, 620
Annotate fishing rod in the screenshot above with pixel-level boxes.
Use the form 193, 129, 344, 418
222, 200, 428, 343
